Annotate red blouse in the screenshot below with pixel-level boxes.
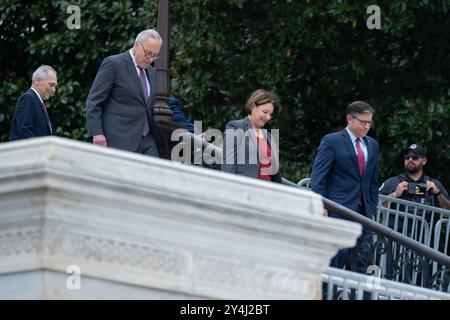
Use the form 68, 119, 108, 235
256, 136, 272, 181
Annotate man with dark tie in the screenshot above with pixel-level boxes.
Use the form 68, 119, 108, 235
10, 65, 57, 140
311, 101, 380, 274
85, 29, 167, 157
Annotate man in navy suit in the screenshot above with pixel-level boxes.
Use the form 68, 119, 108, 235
10, 65, 57, 140
311, 101, 379, 274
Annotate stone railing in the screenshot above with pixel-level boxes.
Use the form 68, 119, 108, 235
0, 137, 361, 299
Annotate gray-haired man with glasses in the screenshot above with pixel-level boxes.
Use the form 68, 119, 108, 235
86, 29, 167, 157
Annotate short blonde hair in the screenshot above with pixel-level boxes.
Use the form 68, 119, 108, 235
245, 89, 280, 122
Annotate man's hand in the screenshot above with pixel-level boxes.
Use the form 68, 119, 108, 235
93, 134, 107, 147
392, 181, 408, 197
323, 208, 328, 217
426, 180, 440, 195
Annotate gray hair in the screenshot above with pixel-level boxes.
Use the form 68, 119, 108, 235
32, 65, 57, 83
135, 29, 163, 45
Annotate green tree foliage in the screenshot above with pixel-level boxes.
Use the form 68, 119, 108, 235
0, 0, 158, 140
1, 0, 449, 186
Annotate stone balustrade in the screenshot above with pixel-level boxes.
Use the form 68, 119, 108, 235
0, 137, 361, 299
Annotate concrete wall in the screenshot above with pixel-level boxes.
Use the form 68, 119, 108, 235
0, 137, 361, 299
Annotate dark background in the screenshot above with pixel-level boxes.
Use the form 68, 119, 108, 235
1, 0, 449, 187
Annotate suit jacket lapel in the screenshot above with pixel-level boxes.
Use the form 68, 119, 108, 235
243, 117, 258, 151
123, 52, 147, 104
29, 89, 53, 134
244, 116, 279, 168
341, 129, 360, 179
265, 129, 280, 174
145, 68, 155, 109
362, 136, 373, 178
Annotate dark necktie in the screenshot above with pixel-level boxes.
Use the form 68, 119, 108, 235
41, 103, 52, 135
355, 138, 365, 176
138, 68, 150, 136
356, 138, 365, 207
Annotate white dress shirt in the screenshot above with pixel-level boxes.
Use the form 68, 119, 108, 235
129, 49, 150, 98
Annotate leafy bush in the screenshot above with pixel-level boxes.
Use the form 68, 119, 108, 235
1, 0, 448, 186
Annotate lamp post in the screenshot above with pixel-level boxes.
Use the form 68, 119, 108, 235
154, 0, 183, 158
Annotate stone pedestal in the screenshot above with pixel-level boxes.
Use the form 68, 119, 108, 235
0, 137, 361, 299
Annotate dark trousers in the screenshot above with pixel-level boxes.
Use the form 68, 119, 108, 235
331, 206, 373, 273
323, 206, 373, 300
331, 228, 373, 273
138, 134, 159, 157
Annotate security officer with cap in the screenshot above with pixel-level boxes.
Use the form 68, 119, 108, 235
379, 144, 449, 209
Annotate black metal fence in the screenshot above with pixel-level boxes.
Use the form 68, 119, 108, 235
180, 132, 450, 293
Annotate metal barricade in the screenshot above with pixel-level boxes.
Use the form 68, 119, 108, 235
376, 195, 450, 287
295, 179, 450, 256
377, 195, 450, 248
297, 178, 311, 189
322, 266, 450, 300
295, 177, 450, 292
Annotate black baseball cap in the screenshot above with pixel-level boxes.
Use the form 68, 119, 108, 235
405, 144, 426, 157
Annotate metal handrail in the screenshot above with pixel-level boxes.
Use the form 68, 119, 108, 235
378, 194, 450, 218
178, 133, 450, 268
377, 194, 450, 253
176, 130, 222, 153
282, 177, 450, 268
322, 196, 450, 268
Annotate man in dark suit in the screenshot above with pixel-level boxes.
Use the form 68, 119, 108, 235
311, 101, 379, 274
86, 29, 168, 157
10, 65, 57, 140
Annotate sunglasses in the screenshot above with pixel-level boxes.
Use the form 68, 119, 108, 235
404, 155, 420, 161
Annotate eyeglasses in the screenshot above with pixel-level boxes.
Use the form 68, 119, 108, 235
139, 41, 160, 59
404, 155, 420, 161
352, 115, 372, 127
